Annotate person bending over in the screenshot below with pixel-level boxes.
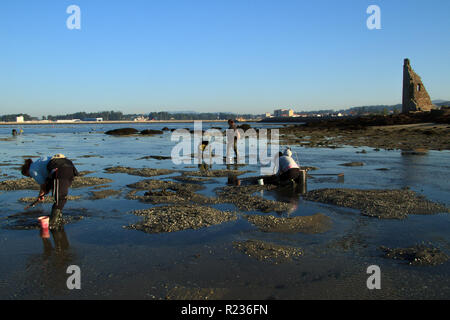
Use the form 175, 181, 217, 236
21, 154, 79, 229
277, 148, 300, 183
264, 148, 300, 185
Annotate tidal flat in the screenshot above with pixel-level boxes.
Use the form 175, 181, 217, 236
0, 122, 449, 300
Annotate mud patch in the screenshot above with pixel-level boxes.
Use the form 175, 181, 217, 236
0, 176, 112, 190
89, 189, 121, 200
233, 240, 302, 264
380, 245, 449, 266
171, 175, 212, 184
339, 162, 364, 167
216, 185, 293, 213
79, 155, 104, 158
278, 120, 450, 150
127, 179, 204, 192
183, 169, 253, 177
304, 188, 449, 219
78, 171, 96, 176
105, 166, 175, 177
126, 188, 217, 205
0, 178, 39, 190
72, 176, 113, 188
244, 213, 332, 234
137, 155, 172, 160
127, 205, 237, 233
105, 128, 139, 135
140, 129, 164, 135
21, 155, 41, 158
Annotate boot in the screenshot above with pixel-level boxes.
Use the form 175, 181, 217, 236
49, 208, 63, 230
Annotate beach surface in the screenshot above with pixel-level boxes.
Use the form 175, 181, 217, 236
0, 122, 449, 299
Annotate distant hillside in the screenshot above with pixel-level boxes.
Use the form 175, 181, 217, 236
433, 100, 450, 106
341, 104, 402, 115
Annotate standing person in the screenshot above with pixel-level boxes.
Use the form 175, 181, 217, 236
227, 119, 241, 164
21, 154, 79, 229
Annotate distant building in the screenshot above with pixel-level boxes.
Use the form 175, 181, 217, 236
56, 119, 81, 123
265, 112, 272, 118
82, 118, 103, 122
133, 116, 148, 122
16, 116, 24, 123
274, 109, 294, 117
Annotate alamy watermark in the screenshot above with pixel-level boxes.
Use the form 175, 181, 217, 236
367, 5, 381, 30
170, 121, 280, 175
66, 5, 81, 30
366, 265, 381, 290
66, 265, 81, 290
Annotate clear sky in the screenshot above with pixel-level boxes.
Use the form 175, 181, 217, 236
1, 0, 449, 117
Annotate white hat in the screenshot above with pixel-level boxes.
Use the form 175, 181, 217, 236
283, 148, 292, 157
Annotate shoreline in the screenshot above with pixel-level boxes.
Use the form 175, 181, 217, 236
0, 120, 246, 125
279, 122, 450, 151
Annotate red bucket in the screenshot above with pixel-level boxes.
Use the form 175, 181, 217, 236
38, 216, 49, 230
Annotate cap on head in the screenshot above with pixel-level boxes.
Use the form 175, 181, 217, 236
283, 147, 292, 157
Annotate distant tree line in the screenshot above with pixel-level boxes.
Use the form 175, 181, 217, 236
147, 112, 260, 120
0, 114, 35, 122
338, 104, 402, 115
43, 111, 261, 121
46, 111, 125, 121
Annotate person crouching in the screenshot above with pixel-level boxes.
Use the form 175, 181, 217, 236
21, 154, 79, 229
277, 148, 301, 183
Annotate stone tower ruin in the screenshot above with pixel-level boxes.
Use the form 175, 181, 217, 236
402, 58, 434, 113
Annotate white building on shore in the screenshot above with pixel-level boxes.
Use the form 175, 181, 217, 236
274, 109, 295, 117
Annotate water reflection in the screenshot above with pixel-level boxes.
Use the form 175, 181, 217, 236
400, 151, 428, 187
41, 228, 72, 262
23, 228, 76, 297
268, 186, 301, 216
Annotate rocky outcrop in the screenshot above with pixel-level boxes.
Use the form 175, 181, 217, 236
105, 128, 139, 135
402, 58, 434, 113
140, 129, 163, 135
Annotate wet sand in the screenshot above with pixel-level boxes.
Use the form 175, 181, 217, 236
0, 122, 449, 300
280, 123, 450, 150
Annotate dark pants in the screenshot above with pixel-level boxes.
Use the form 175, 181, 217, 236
44, 167, 75, 211
262, 168, 301, 185
279, 168, 301, 182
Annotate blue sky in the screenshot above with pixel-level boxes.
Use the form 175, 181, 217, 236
1, 0, 449, 116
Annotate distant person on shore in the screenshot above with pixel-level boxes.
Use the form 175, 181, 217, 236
21, 154, 79, 229
227, 119, 241, 163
